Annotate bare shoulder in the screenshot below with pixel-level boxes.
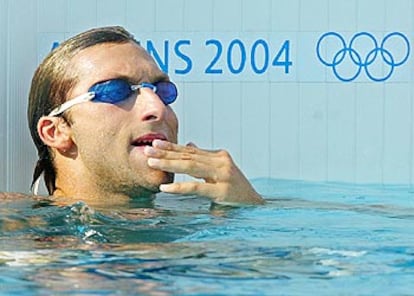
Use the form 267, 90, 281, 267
0, 192, 52, 204
0, 192, 36, 200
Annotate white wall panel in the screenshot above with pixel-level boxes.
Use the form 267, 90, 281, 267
269, 83, 300, 179
125, 0, 156, 32
37, 32, 65, 64
382, 84, 411, 184
241, 82, 270, 178
0, 0, 7, 190
411, 83, 414, 185
298, 84, 328, 181
182, 82, 213, 148
326, 84, 356, 183
38, 0, 66, 32
357, 0, 386, 31
299, 0, 329, 31
242, 0, 270, 32
355, 84, 384, 183
155, 0, 184, 32
271, 0, 299, 32
212, 82, 242, 166
67, 0, 98, 34
212, 0, 241, 31
7, 0, 38, 192
328, 1, 357, 31
97, 0, 126, 27
385, 0, 412, 31
184, 0, 213, 31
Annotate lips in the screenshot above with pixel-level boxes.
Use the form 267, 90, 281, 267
131, 133, 167, 147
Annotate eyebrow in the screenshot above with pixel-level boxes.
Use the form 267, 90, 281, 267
107, 73, 170, 85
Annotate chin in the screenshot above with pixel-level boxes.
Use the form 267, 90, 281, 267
146, 170, 175, 190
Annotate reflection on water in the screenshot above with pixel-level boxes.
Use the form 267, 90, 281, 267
0, 179, 414, 295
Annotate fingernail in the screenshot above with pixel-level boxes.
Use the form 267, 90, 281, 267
144, 146, 157, 156
152, 139, 168, 148
160, 184, 172, 192
147, 158, 160, 167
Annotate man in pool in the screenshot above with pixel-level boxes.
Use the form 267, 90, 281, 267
26, 26, 264, 207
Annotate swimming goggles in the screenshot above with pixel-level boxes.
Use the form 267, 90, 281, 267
48, 79, 178, 116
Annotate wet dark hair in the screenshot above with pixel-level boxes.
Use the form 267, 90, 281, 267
27, 26, 138, 195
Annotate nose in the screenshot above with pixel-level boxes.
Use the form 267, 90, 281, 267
137, 87, 168, 122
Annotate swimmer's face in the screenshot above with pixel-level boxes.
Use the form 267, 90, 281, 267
64, 41, 178, 196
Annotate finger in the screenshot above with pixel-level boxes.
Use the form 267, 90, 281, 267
147, 148, 236, 183
161, 182, 264, 205
144, 145, 211, 164
152, 140, 215, 156
145, 144, 225, 169
147, 158, 213, 180
160, 182, 218, 197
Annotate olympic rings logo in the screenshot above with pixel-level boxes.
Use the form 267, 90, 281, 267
316, 32, 410, 82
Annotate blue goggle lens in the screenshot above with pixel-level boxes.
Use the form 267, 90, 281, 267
153, 81, 178, 105
89, 79, 178, 105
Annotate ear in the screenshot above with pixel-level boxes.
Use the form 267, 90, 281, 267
37, 116, 74, 152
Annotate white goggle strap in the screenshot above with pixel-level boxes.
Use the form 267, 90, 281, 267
32, 175, 41, 196
48, 92, 95, 117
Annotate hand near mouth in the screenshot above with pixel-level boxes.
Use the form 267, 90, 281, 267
144, 140, 265, 205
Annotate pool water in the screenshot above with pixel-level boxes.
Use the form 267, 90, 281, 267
0, 179, 413, 295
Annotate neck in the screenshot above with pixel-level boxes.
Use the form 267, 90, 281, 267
52, 186, 157, 208
51, 152, 159, 208
53, 169, 157, 208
